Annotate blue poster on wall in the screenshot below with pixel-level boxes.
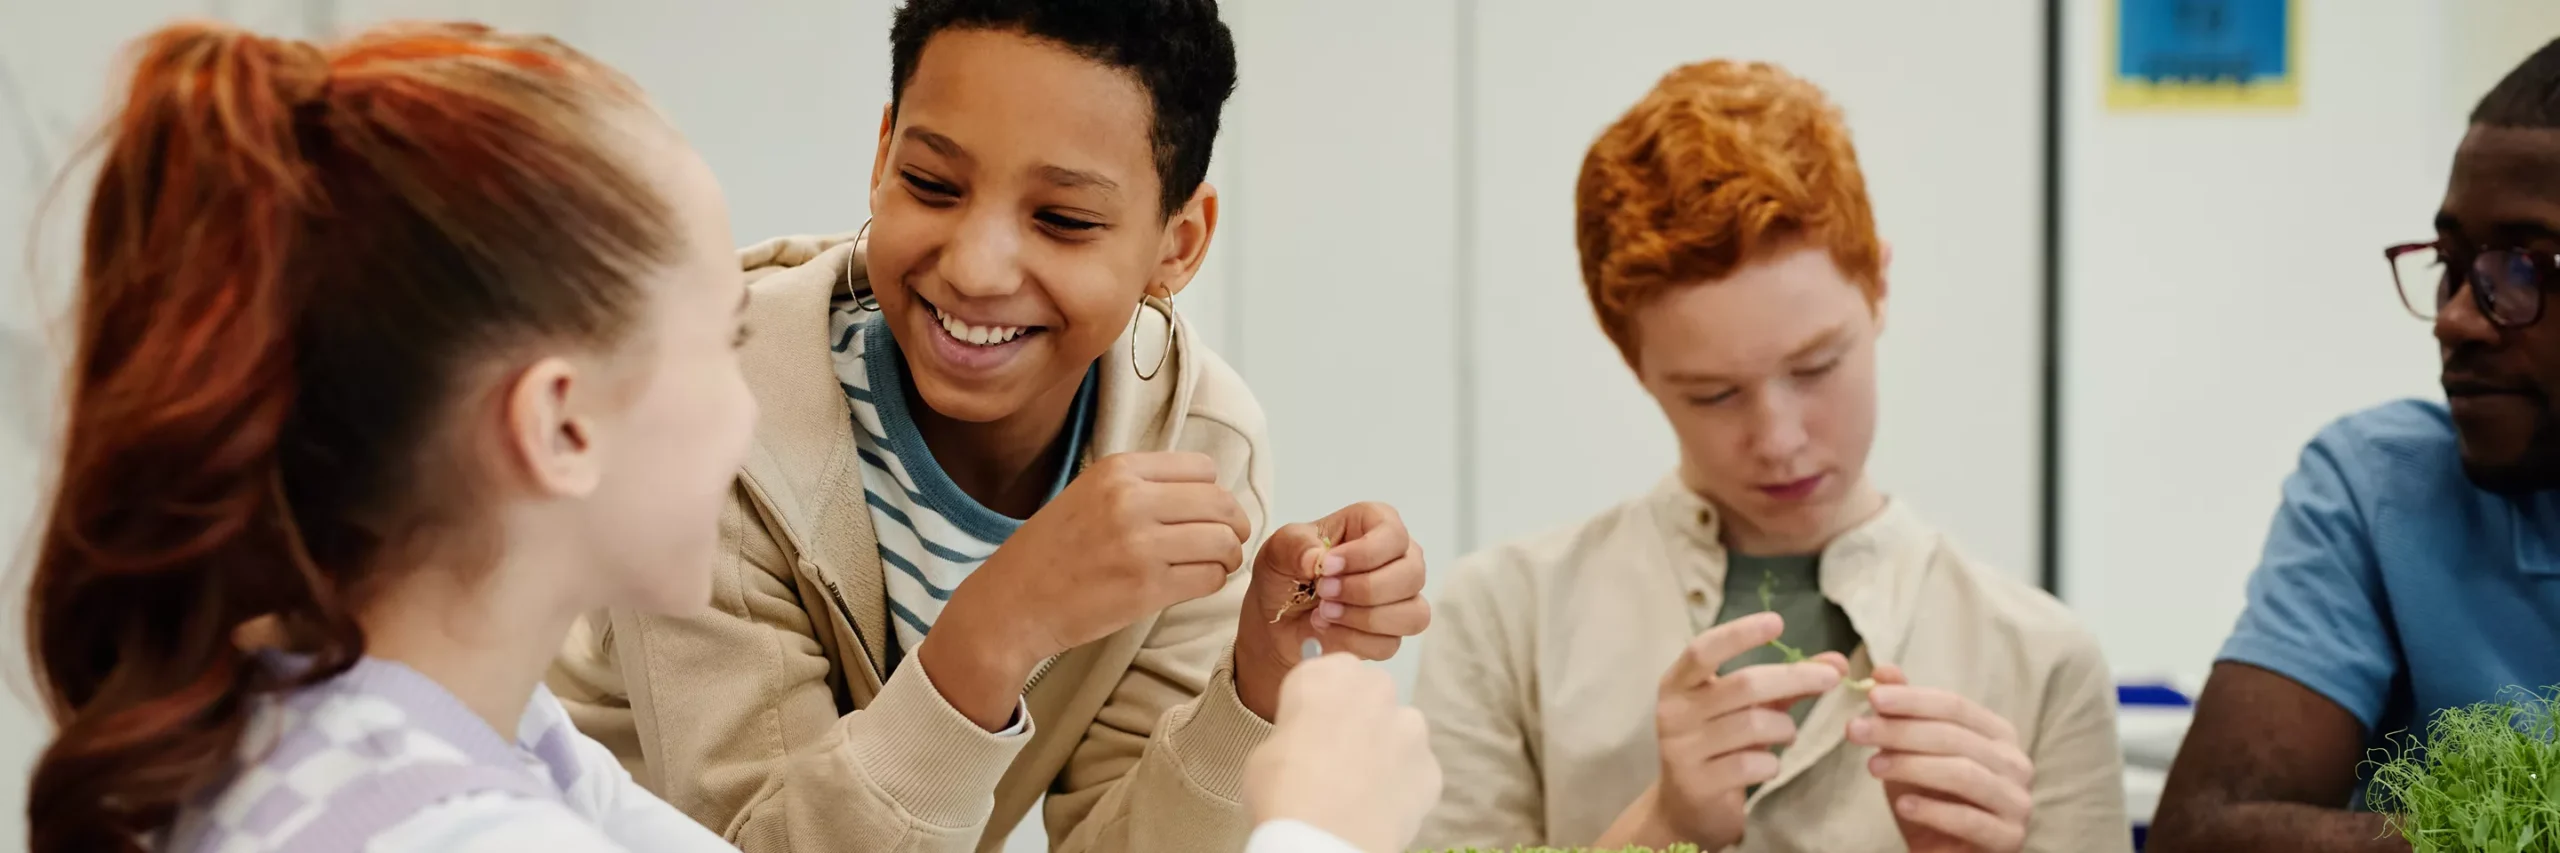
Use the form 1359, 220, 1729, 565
2109, 0, 2299, 110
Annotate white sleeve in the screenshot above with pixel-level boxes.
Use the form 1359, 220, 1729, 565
366, 764, 731, 853
1244, 819, 1370, 853
994, 695, 1032, 736
552, 704, 738, 850
365, 794, 637, 853
367, 689, 735, 853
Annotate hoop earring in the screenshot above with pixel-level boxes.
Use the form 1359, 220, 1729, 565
847, 218, 878, 311
1130, 291, 1175, 381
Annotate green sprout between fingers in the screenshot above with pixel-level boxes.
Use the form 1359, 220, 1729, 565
2366, 686, 2560, 852
1423, 840, 1699, 845
1755, 566, 1871, 693
1757, 566, 1807, 663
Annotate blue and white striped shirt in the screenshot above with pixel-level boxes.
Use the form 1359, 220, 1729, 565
829, 300, 1096, 670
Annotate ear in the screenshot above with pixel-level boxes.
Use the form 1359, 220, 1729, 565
1871, 239, 1893, 332
1151, 182, 1220, 299
868, 102, 895, 195
502, 356, 605, 500
1877, 238, 1894, 296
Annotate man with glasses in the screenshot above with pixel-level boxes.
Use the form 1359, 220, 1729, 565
2148, 38, 2560, 853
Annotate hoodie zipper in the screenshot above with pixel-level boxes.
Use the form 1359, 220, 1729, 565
1025, 654, 1062, 693
815, 568, 1061, 700
812, 572, 887, 688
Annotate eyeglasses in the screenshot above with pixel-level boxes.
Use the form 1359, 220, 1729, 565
2387, 242, 2559, 328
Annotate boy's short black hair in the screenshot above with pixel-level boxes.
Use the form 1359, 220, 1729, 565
2474, 37, 2560, 128
889, 0, 1238, 216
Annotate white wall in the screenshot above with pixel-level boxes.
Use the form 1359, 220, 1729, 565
2054, 0, 2560, 682
2448, 1, 2560, 114
577, 0, 889, 248
1465, 0, 2049, 584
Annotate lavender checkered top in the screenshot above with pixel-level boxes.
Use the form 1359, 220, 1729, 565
158, 656, 728, 853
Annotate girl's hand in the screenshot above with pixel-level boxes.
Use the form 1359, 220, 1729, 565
1244, 652, 1441, 853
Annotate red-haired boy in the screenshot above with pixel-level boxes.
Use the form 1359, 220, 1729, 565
1412, 60, 2130, 852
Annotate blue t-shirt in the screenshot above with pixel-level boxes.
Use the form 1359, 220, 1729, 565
2219, 399, 2560, 798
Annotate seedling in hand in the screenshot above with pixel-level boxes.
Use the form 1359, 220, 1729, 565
1270, 533, 1331, 624
1756, 566, 1873, 693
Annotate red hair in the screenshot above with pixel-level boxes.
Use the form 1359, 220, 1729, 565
26, 20, 672, 851
1575, 60, 1881, 363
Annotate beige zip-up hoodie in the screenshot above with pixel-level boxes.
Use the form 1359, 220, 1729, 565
548, 231, 1278, 853
1414, 477, 2131, 853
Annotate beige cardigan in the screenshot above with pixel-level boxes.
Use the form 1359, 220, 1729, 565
1413, 477, 2131, 853
547, 232, 1279, 853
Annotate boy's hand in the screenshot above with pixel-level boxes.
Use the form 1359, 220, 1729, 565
1848, 664, 2035, 853
1599, 613, 1844, 850
1233, 502, 1428, 719
921, 451, 1250, 729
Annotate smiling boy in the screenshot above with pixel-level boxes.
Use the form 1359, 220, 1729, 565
547, 3, 1431, 852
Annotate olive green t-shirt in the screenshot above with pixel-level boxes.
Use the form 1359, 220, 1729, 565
1710, 551, 1861, 725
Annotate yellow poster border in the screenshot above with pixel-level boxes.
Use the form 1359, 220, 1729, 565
2105, 0, 2302, 111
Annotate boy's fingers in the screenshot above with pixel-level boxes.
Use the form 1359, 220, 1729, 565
1320, 503, 1409, 574
1662, 612, 1785, 690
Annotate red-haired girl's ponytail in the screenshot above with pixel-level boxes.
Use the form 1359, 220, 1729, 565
28, 22, 353, 853
26, 18, 671, 851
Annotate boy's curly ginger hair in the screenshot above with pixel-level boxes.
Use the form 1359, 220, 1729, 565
1575, 60, 1882, 364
